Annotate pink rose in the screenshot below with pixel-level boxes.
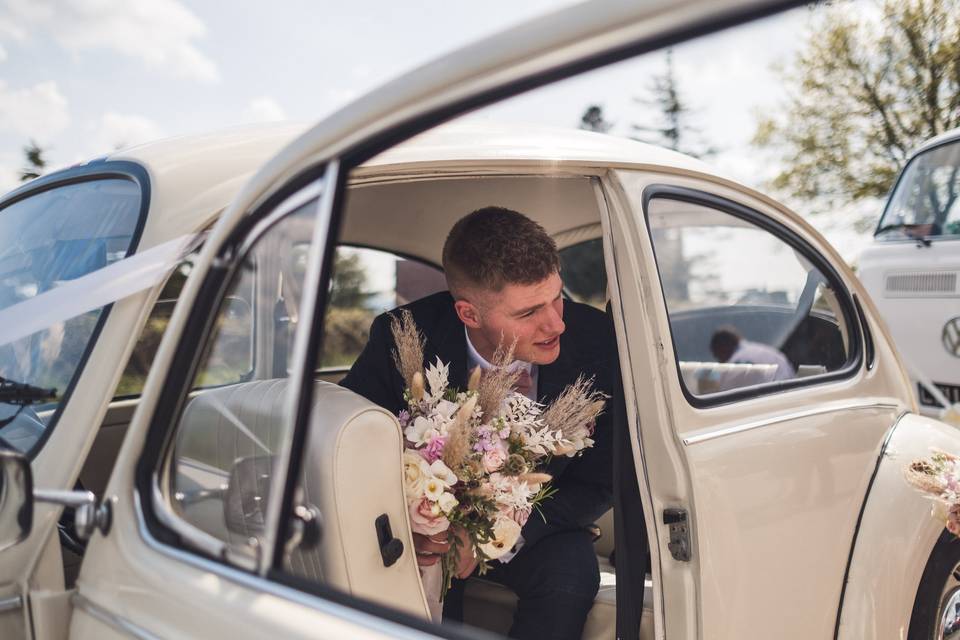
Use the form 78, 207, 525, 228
482, 440, 509, 473
409, 497, 450, 536
498, 505, 532, 527
422, 435, 447, 463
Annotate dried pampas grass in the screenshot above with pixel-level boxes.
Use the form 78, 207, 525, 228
442, 395, 476, 472
477, 338, 521, 418
540, 375, 607, 443
390, 310, 425, 389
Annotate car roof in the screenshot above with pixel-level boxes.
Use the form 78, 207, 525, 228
912, 126, 960, 157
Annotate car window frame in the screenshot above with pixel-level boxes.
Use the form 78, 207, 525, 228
0, 161, 151, 458
135, 166, 330, 571
641, 183, 865, 409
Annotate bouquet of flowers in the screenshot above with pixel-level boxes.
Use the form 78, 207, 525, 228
904, 449, 960, 536
390, 310, 606, 606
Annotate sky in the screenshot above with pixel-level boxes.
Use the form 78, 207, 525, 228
0, 0, 877, 261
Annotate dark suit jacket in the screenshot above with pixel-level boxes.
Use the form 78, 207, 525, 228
340, 291, 617, 548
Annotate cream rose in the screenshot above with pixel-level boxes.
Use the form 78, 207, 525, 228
478, 517, 522, 560
403, 450, 430, 500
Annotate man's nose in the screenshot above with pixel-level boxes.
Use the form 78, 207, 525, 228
542, 304, 565, 335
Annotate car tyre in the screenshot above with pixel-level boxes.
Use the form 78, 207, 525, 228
909, 529, 960, 639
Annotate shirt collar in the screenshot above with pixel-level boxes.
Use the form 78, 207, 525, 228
464, 327, 533, 374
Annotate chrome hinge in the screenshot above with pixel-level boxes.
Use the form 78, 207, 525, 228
663, 508, 691, 562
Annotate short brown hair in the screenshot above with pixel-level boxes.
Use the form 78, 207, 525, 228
442, 207, 559, 296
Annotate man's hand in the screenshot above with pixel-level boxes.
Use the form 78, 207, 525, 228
453, 526, 479, 579
413, 531, 450, 567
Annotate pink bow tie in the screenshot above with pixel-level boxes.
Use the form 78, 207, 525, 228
512, 369, 533, 397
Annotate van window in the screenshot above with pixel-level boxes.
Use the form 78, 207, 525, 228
878, 139, 960, 240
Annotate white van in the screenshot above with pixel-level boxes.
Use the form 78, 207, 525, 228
859, 127, 960, 418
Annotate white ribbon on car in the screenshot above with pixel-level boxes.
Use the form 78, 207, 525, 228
0, 233, 201, 349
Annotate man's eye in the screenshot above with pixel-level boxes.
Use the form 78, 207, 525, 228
519, 310, 535, 318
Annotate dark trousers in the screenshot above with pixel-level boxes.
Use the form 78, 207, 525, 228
443, 530, 600, 640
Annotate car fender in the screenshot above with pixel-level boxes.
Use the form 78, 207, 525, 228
837, 412, 960, 639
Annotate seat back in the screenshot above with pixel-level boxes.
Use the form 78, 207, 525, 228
173, 379, 429, 619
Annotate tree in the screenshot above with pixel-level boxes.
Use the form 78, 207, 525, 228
20, 140, 47, 182
632, 49, 714, 158
579, 105, 613, 133
329, 251, 371, 308
754, 0, 960, 206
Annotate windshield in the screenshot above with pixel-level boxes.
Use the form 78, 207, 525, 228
877, 138, 960, 240
0, 178, 142, 454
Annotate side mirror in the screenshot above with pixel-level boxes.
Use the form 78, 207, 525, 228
0, 449, 33, 552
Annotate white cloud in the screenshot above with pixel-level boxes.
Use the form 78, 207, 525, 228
0, 0, 218, 82
0, 80, 70, 139
93, 112, 164, 151
244, 97, 286, 123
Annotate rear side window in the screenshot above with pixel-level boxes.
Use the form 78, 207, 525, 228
0, 178, 142, 454
645, 193, 856, 401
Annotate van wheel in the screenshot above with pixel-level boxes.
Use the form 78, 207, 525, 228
909, 530, 960, 639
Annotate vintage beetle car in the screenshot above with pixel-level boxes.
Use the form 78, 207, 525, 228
1, 1, 959, 639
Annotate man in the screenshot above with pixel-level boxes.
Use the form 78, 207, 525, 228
709, 325, 796, 380
341, 206, 617, 640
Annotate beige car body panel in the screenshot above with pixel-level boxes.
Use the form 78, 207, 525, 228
1, 0, 954, 639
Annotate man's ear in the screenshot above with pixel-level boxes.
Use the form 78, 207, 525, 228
454, 299, 482, 329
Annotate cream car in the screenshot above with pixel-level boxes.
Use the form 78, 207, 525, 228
0, 1, 958, 640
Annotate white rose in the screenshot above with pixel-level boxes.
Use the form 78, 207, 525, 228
438, 491, 459, 515
479, 517, 522, 560
402, 451, 429, 500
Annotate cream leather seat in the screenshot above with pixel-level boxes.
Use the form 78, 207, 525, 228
173, 379, 429, 619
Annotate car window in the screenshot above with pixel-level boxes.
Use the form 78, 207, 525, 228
645, 194, 854, 399
160, 194, 318, 563
559, 237, 607, 310
319, 246, 445, 369
0, 178, 142, 454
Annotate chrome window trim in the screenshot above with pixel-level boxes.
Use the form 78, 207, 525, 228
0, 595, 22, 613
235, 178, 326, 260
131, 491, 438, 640
681, 401, 903, 446
72, 592, 161, 640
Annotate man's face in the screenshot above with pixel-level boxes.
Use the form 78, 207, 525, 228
455, 271, 565, 365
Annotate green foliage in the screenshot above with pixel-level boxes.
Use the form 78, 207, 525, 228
754, 0, 960, 205
580, 105, 613, 133
632, 49, 714, 158
329, 251, 371, 309
20, 140, 47, 182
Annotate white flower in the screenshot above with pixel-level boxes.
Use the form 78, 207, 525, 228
403, 451, 430, 500
438, 491, 459, 515
479, 517, 523, 560
428, 459, 458, 487
405, 416, 440, 446
424, 477, 445, 501
434, 399, 459, 421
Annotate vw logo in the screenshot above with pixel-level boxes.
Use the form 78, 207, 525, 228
944, 317, 960, 358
